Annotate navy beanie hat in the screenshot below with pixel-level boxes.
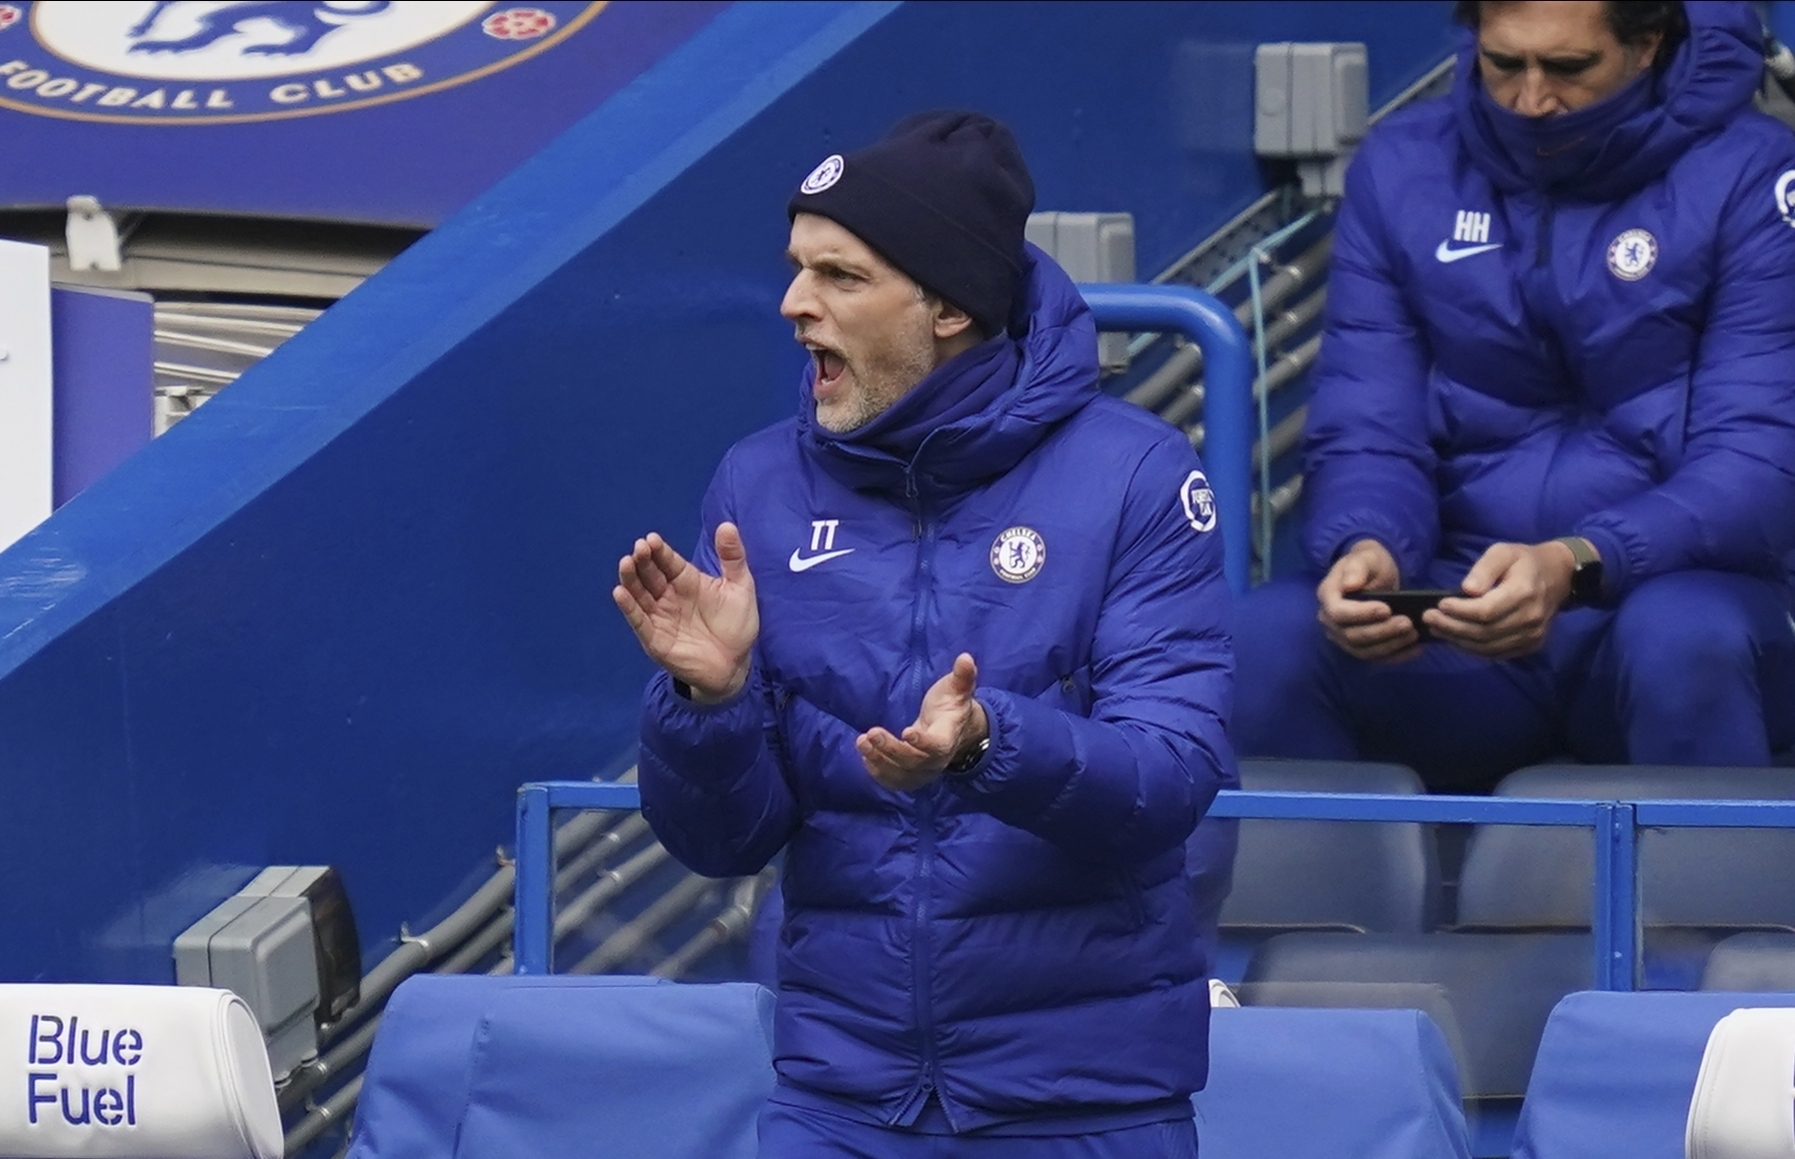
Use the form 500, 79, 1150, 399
788, 110, 1036, 337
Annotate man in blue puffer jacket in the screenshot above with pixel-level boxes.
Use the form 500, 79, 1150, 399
613, 112, 1235, 1156
1235, 0, 1795, 790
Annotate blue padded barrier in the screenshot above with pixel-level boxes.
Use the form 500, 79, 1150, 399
1512, 990, 1795, 1159
346, 974, 774, 1159
1193, 1006, 1471, 1159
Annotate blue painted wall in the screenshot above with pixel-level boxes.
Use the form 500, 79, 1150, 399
0, 1, 1458, 982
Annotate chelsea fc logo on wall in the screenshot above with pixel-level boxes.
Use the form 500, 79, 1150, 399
0, 1, 602, 124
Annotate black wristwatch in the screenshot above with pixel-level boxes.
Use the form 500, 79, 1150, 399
946, 735, 990, 777
1554, 536, 1603, 606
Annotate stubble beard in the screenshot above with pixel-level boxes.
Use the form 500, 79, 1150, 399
813, 319, 938, 435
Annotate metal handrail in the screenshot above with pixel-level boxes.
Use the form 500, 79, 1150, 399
1081, 284, 1254, 595
517, 781, 1795, 991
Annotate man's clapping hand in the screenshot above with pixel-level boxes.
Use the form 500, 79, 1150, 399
613, 523, 759, 703
856, 653, 988, 793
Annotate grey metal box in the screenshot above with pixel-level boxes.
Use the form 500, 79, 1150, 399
1255, 41, 1369, 159
175, 888, 320, 1081
1025, 211, 1136, 372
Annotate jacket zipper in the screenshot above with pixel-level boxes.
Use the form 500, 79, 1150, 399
901, 466, 948, 1125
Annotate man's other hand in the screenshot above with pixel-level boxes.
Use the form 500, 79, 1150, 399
1317, 539, 1419, 663
614, 523, 758, 703
1426, 540, 1576, 659
857, 653, 989, 793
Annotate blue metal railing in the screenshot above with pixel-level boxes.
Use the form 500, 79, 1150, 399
513, 781, 1795, 985
1206, 792, 1640, 991
1081, 284, 1254, 596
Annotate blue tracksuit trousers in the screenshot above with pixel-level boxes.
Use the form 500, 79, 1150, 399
757, 1100, 1199, 1157
1233, 569, 1795, 791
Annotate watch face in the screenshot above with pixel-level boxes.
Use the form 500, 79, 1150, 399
1572, 560, 1603, 604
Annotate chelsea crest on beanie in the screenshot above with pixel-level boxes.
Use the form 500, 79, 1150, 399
788, 110, 1036, 338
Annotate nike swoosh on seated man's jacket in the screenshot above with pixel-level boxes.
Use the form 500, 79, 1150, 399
637, 246, 1236, 1132
1303, 0, 1795, 598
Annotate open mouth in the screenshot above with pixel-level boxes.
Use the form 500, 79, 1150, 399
808, 344, 847, 393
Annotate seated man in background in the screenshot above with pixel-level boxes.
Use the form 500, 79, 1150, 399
1235, 0, 1795, 791
615, 111, 1235, 1156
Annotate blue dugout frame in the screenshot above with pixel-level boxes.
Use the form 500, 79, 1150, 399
514, 781, 1795, 987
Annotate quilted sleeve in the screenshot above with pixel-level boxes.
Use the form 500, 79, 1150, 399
636, 451, 800, 877
1573, 136, 1795, 595
1300, 139, 1442, 580
949, 432, 1235, 864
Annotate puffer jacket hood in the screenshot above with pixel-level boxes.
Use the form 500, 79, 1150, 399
1453, 0, 1766, 199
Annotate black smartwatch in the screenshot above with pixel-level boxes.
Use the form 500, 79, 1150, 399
1554, 536, 1604, 606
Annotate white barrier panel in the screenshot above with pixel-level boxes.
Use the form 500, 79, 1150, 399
0, 239, 53, 554
0, 984, 281, 1159
1686, 1007, 1795, 1159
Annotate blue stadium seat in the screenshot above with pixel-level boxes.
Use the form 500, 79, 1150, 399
1700, 932, 1795, 991
1511, 991, 1795, 1159
1194, 1005, 1471, 1159
345, 974, 774, 1159
1222, 759, 1441, 934
1456, 765, 1795, 988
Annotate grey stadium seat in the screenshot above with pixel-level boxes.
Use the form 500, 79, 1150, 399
1220, 759, 1442, 935
1458, 765, 1795, 932
1455, 764, 1795, 989
1242, 930, 1590, 1101
1700, 932, 1795, 991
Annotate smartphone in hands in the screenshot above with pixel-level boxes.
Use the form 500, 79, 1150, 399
1342, 589, 1461, 641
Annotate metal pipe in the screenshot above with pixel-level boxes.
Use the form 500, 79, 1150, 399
1267, 474, 1304, 520
319, 867, 515, 1045
162, 301, 323, 322
153, 329, 280, 358
1253, 404, 1308, 468
277, 1007, 383, 1115
152, 360, 239, 385
556, 813, 651, 893
651, 877, 764, 980
155, 313, 311, 336
1080, 285, 1254, 595
569, 874, 716, 975
282, 1074, 363, 1157
428, 815, 653, 977
1151, 287, 1326, 424
554, 842, 672, 935
1182, 334, 1321, 453
1125, 342, 1203, 412
321, 805, 621, 1043
1257, 336, 1322, 399
1250, 235, 1333, 321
